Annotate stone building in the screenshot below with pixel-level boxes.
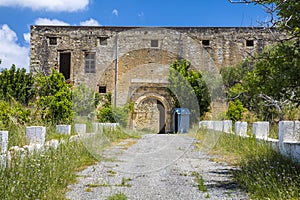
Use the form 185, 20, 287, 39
30, 26, 284, 133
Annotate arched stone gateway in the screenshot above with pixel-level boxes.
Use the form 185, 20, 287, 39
132, 92, 172, 133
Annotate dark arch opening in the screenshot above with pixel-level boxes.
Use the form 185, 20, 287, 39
157, 100, 166, 133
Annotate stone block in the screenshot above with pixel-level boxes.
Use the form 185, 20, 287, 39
56, 125, 71, 135
45, 139, 60, 149
294, 121, 300, 141
199, 121, 213, 130
26, 126, 46, 145
235, 121, 248, 136
99, 123, 119, 130
253, 121, 269, 140
279, 121, 297, 142
223, 120, 232, 133
279, 141, 300, 162
213, 121, 223, 132
74, 124, 86, 134
0, 131, 8, 154
92, 123, 100, 133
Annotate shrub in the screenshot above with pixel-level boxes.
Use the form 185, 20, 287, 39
35, 69, 73, 124
226, 100, 248, 122
0, 65, 35, 105
0, 100, 31, 129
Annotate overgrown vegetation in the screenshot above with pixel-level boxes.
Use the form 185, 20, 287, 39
168, 59, 211, 122
96, 93, 133, 127
222, 0, 300, 123
0, 140, 96, 199
195, 129, 300, 199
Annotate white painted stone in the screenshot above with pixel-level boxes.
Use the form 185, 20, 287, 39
213, 121, 223, 132
45, 139, 60, 149
253, 121, 269, 140
92, 123, 99, 133
235, 121, 248, 136
0, 131, 8, 154
74, 124, 86, 134
199, 121, 213, 130
99, 123, 119, 130
69, 135, 79, 142
223, 120, 232, 133
280, 141, 300, 162
26, 126, 46, 145
0, 154, 6, 167
56, 125, 71, 135
279, 121, 296, 142
293, 121, 300, 141
279, 121, 295, 158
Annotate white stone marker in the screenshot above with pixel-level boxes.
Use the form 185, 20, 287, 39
74, 124, 86, 134
56, 125, 71, 135
26, 126, 46, 145
92, 123, 100, 133
279, 121, 297, 142
223, 120, 232, 133
199, 121, 214, 130
253, 121, 269, 140
0, 131, 8, 154
293, 121, 300, 141
278, 121, 294, 157
235, 121, 248, 136
213, 121, 223, 132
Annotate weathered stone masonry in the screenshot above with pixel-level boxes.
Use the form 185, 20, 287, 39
30, 26, 284, 132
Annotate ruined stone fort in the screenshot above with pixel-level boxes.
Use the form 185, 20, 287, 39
30, 26, 283, 133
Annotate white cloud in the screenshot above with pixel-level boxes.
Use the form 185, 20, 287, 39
35, 18, 70, 26
80, 18, 100, 26
0, 0, 89, 12
0, 24, 29, 71
112, 9, 118, 16
23, 33, 30, 43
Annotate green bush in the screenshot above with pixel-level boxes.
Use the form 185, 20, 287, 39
0, 65, 35, 105
0, 100, 31, 129
35, 69, 73, 124
226, 100, 247, 122
96, 93, 130, 127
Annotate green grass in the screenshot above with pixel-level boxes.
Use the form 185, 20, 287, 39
0, 140, 96, 199
191, 171, 208, 192
195, 129, 300, 200
107, 193, 128, 200
1, 125, 138, 199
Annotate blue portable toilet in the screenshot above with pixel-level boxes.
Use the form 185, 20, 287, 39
173, 108, 191, 133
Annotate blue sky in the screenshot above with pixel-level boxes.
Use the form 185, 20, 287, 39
0, 0, 269, 71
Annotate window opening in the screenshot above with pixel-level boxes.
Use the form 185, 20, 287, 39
84, 52, 96, 73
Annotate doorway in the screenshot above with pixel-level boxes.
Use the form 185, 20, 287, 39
157, 100, 166, 133
59, 52, 71, 80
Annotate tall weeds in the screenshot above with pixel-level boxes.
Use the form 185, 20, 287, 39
195, 129, 300, 200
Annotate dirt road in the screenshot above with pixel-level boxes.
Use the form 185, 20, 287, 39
66, 134, 248, 200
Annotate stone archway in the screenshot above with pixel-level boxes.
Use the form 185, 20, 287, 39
133, 93, 172, 133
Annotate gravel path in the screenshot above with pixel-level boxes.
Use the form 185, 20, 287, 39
66, 134, 249, 200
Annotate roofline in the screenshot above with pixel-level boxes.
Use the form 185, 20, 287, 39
30, 25, 271, 29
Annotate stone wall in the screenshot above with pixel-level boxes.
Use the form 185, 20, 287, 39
30, 26, 285, 131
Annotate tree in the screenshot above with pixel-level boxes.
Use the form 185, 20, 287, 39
35, 69, 73, 124
0, 65, 35, 105
224, 0, 300, 121
168, 59, 211, 123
